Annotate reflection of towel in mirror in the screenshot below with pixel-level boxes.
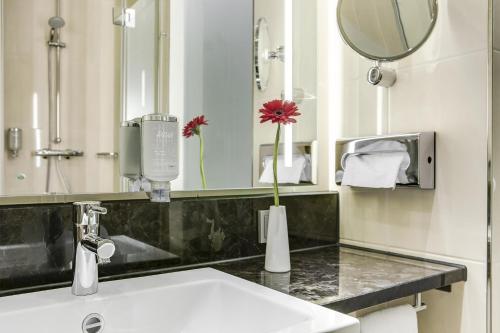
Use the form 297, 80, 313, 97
259, 154, 310, 184
340, 140, 410, 189
300, 154, 312, 182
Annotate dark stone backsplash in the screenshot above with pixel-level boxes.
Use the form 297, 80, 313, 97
0, 192, 338, 295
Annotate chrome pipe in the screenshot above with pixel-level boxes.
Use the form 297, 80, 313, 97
48, 28, 64, 144
54, 43, 62, 144
46, 45, 53, 193
48, 0, 65, 144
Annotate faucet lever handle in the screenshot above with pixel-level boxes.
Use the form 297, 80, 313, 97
74, 202, 107, 224
89, 205, 107, 215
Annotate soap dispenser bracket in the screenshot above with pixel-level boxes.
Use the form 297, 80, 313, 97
367, 61, 396, 87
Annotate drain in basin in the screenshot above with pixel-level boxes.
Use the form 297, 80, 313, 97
82, 313, 104, 333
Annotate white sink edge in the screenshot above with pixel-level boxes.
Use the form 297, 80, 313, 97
0, 268, 360, 333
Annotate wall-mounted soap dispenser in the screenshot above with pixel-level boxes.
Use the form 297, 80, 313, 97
119, 114, 179, 202
141, 114, 179, 202
6, 128, 22, 158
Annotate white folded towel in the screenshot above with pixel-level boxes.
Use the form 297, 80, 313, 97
359, 304, 418, 333
340, 140, 410, 189
300, 154, 312, 182
259, 154, 309, 184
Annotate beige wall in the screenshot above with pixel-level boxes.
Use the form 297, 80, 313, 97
2, 0, 119, 195
334, 0, 488, 332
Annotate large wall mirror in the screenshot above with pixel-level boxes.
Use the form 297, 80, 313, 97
0, 0, 320, 200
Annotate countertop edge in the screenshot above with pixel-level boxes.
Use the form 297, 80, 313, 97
325, 265, 466, 313
0, 244, 468, 315
323, 244, 467, 313
340, 243, 468, 274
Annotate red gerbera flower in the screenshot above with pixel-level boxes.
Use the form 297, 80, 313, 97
183, 115, 208, 138
259, 100, 300, 125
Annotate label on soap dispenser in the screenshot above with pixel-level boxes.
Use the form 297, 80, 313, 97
141, 120, 179, 182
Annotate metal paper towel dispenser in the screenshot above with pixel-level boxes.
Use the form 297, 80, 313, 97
335, 132, 435, 189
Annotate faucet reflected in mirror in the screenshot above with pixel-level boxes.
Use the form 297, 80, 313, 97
71, 201, 115, 296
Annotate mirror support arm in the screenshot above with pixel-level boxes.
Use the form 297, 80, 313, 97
367, 61, 397, 88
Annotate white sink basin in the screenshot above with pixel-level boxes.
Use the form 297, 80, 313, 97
0, 268, 359, 333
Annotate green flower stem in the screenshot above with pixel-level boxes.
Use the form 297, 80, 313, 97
273, 123, 281, 207
198, 130, 207, 190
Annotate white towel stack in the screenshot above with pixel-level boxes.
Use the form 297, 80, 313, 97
359, 304, 418, 333
340, 140, 410, 189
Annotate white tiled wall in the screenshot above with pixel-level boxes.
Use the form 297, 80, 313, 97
334, 0, 488, 332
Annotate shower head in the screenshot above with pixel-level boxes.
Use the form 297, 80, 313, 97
48, 16, 65, 29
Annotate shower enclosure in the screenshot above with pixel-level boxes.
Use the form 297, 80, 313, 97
40, 0, 75, 193
0, 0, 169, 195
1, 0, 121, 195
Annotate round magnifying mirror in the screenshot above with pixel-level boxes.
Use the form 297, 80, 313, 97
337, 0, 438, 61
255, 18, 271, 91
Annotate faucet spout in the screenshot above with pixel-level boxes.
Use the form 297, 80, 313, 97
81, 234, 115, 259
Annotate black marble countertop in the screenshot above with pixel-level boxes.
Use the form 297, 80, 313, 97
212, 245, 467, 313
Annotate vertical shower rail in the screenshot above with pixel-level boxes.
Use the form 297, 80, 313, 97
46, 0, 70, 193
48, 0, 64, 145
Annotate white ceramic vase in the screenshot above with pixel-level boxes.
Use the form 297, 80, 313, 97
265, 205, 291, 272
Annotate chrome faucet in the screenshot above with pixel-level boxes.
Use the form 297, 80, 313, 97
72, 201, 115, 296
